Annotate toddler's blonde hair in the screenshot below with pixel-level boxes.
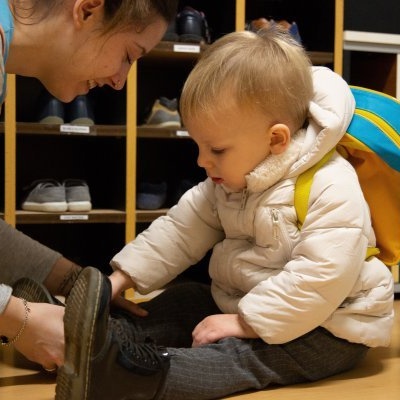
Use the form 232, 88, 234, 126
181, 28, 313, 131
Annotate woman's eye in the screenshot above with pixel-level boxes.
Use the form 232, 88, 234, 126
211, 148, 225, 155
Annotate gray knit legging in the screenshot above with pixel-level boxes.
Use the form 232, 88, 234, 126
121, 282, 368, 400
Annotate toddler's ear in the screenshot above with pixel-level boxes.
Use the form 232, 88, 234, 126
269, 124, 291, 155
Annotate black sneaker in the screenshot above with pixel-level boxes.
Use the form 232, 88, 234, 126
56, 267, 170, 400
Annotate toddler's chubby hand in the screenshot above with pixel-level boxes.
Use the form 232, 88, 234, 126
192, 314, 258, 347
109, 269, 148, 317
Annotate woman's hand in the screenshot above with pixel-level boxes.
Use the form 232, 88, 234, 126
14, 302, 65, 369
192, 314, 259, 347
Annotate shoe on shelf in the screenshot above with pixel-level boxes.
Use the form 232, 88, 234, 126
246, 17, 302, 44
21, 179, 68, 212
162, 18, 179, 42
68, 95, 95, 126
63, 179, 92, 212
176, 6, 211, 44
12, 278, 64, 306
137, 181, 167, 210
142, 97, 181, 129
55, 267, 170, 400
37, 92, 65, 125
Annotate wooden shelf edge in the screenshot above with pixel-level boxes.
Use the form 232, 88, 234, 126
16, 209, 126, 224
12, 122, 127, 137
137, 126, 189, 139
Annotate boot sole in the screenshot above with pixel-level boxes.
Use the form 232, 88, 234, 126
55, 267, 105, 400
12, 278, 61, 305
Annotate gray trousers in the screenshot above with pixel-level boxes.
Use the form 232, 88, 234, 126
124, 282, 368, 400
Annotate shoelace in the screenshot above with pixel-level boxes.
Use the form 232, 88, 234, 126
110, 318, 165, 369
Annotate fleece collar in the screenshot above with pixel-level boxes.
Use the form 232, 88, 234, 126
245, 129, 306, 193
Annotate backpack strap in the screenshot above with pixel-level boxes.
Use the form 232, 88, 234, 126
294, 148, 380, 259
294, 148, 335, 229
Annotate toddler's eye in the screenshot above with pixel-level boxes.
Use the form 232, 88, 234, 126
211, 148, 225, 155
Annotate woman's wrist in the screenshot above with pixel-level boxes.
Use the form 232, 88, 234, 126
43, 257, 82, 296
0, 296, 30, 345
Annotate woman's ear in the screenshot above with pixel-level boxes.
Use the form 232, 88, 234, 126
269, 123, 291, 155
73, 0, 103, 27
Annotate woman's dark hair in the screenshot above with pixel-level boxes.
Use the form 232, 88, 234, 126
12, 0, 178, 33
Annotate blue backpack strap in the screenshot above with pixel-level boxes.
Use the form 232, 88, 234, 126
0, 0, 14, 104
347, 86, 400, 171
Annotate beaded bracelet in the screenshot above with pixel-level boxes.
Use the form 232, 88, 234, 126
0, 298, 30, 346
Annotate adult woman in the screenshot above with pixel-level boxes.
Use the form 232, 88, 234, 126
0, 0, 177, 371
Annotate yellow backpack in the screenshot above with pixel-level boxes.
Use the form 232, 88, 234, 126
295, 86, 400, 267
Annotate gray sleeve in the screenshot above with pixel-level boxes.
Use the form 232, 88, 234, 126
0, 219, 62, 313
0, 284, 12, 313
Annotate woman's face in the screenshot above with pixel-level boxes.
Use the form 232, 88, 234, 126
43, 18, 167, 102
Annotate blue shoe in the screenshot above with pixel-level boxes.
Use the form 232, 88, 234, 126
38, 91, 65, 124
68, 95, 95, 126
137, 181, 167, 210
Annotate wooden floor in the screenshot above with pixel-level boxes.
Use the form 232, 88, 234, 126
1, 300, 399, 400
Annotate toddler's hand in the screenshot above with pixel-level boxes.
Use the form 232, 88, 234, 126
109, 269, 148, 317
192, 314, 258, 347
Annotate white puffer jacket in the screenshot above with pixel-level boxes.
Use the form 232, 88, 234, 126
111, 67, 394, 348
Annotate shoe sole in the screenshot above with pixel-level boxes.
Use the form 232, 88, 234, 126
12, 278, 60, 305
55, 267, 105, 400
40, 116, 64, 124
69, 117, 95, 126
179, 33, 204, 43
67, 201, 92, 212
22, 201, 68, 212
143, 121, 181, 128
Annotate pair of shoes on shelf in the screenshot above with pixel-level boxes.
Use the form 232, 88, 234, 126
22, 179, 92, 212
246, 17, 302, 44
38, 92, 95, 126
141, 97, 181, 129
163, 6, 211, 44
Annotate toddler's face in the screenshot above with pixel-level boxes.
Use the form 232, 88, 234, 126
187, 104, 273, 192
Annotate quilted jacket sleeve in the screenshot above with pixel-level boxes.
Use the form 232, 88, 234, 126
111, 179, 224, 294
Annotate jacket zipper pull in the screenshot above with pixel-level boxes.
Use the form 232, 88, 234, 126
271, 208, 279, 240
240, 188, 248, 209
